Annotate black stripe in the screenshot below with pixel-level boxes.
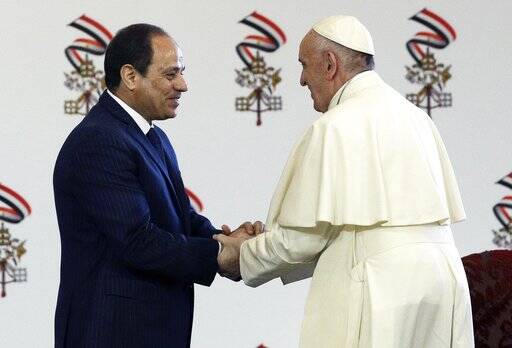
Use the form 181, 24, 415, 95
497, 179, 512, 190
235, 44, 251, 68
493, 203, 512, 228
69, 22, 107, 48
64, 48, 80, 72
406, 38, 448, 64
240, 18, 279, 48
410, 15, 449, 45
0, 195, 24, 223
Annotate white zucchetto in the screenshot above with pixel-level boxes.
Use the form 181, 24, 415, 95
312, 15, 375, 55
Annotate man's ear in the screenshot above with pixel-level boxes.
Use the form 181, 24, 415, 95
120, 64, 138, 91
325, 51, 338, 80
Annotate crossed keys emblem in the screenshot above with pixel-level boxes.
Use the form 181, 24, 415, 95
63, 15, 113, 116
492, 173, 512, 248
405, 51, 452, 117
404, 8, 457, 118
234, 11, 286, 126
0, 223, 27, 297
235, 52, 282, 126
64, 58, 105, 115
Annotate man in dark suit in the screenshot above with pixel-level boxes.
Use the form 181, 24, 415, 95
53, 24, 253, 348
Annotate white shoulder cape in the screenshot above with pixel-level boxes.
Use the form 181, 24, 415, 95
266, 71, 465, 229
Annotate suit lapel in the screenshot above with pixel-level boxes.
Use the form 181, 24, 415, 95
98, 92, 184, 218
162, 151, 191, 234
125, 126, 170, 178
158, 133, 192, 235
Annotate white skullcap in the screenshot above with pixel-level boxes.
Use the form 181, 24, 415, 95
312, 15, 375, 55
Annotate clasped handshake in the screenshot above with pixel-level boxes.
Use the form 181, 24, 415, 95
213, 221, 264, 281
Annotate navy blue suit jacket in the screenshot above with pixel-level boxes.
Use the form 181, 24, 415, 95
53, 92, 220, 348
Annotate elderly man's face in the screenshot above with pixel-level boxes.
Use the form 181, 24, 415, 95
299, 33, 330, 112
134, 35, 188, 121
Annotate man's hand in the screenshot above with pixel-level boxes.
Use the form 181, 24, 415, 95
221, 221, 265, 238
213, 232, 253, 281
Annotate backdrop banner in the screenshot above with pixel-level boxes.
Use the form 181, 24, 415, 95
1, 1, 510, 347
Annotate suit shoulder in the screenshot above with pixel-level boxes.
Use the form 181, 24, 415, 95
55, 105, 132, 168
67, 106, 129, 146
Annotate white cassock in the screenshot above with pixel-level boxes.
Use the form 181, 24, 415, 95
240, 71, 474, 347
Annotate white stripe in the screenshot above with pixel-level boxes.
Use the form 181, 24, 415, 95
497, 208, 512, 223
0, 210, 20, 220
247, 16, 284, 46
415, 12, 452, 42
414, 34, 444, 45
408, 43, 423, 61
242, 38, 276, 50
502, 176, 512, 185
66, 49, 82, 68
72, 41, 105, 53
75, 17, 110, 46
1, 190, 29, 217
239, 48, 252, 63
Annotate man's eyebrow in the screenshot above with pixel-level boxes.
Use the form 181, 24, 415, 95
162, 66, 183, 73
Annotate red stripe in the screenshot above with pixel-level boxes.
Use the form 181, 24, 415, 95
71, 49, 84, 64
251, 11, 287, 43
507, 173, 512, 179
413, 42, 425, 58
416, 31, 443, 41
500, 206, 512, 223
0, 207, 20, 217
421, 8, 457, 40
74, 38, 103, 48
243, 46, 254, 60
246, 35, 274, 44
185, 188, 204, 211
80, 14, 113, 40
0, 184, 31, 214
503, 196, 512, 200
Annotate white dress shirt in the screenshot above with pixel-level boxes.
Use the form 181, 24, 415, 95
107, 90, 222, 256
107, 90, 152, 134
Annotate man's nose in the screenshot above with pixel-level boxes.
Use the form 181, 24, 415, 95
175, 74, 188, 92
299, 72, 306, 86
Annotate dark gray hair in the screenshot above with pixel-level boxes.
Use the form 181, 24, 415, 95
312, 31, 375, 72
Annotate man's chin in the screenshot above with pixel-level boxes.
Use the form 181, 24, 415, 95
313, 102, 327, 113
162, 108, 178, 119
152, 112, 177, 121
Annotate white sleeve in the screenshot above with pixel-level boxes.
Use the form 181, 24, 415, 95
240, 222, 337, 287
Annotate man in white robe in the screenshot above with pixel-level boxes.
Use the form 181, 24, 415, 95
215, 15, 474, 348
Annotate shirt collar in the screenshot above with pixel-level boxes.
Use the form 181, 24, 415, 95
107, 89, 152, 135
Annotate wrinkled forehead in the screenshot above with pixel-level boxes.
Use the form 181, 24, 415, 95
176, 45, 185, 68
152, 35, 185, 68
167, 37, 185, 68
299, 31, 316, 59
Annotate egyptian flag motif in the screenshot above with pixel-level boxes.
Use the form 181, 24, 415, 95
236, 11, 287, 68
406, 8, 457, 64
0, 183, 31, 224
65, 15, 113, 72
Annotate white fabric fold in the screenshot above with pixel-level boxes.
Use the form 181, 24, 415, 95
265, 71, 465, 231
240, 223, 336, 287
